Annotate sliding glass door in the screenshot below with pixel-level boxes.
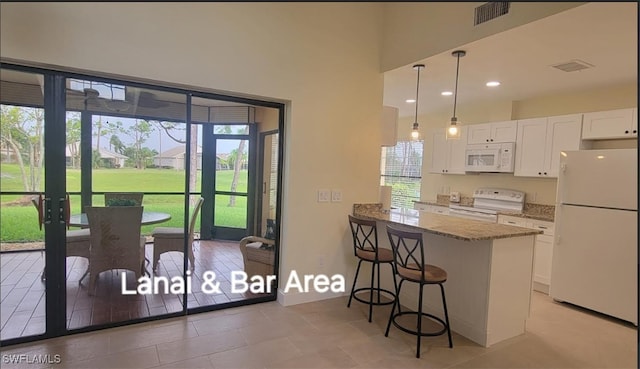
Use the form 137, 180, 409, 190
1, 63, 285, 346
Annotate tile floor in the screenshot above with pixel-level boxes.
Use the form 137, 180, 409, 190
0, 291, 636, 368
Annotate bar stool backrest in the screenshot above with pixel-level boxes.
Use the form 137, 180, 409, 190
348, 215, 380, 261
386, 225, 426, 283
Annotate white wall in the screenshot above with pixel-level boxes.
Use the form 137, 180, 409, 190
0, 2, 385, 305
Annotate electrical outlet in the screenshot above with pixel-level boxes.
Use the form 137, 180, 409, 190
331, 189, 342, 202
318, 189, 330, 202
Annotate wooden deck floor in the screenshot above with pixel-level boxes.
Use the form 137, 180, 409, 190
0, 240, 268, 341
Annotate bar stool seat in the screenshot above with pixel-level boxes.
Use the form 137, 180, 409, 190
347, 215, 397, 323
385, 224, 453, 358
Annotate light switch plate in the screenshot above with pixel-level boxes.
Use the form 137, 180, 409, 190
318, 189, 330, 202
331, 189, 342, 202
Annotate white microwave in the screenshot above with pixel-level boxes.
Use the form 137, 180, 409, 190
465, 142, 515, 173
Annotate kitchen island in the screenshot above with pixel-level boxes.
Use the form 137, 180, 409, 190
353, 203, 542, 347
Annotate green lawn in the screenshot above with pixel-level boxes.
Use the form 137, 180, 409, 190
0, 164, 248, 243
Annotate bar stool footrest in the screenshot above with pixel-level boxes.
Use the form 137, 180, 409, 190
352, 287, 396, 306
391, 311, 448, 337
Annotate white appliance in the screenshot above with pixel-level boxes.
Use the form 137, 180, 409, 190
550, 148, 637, 325
465, 142, 516, 173
448, 188, 525, 222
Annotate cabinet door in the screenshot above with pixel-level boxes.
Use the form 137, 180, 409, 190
429, 130, 448, 173
545, 114, 583, 178
581, 108, 634, 139
490, 120, 517, 143
534, 234, 554, 286
446, 125, 468, 174
467, 123, 492, 144
514, 118, 547, 177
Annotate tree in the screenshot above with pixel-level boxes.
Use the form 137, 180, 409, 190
109, 134, 125, 154
124, 119, 153, 169
0, 105, 44, 191
66, 112, 81, 168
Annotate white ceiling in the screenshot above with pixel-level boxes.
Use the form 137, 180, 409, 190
383, 2, 638, 118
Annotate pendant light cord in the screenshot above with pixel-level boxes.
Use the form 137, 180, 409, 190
453, 54, 460, 118
414, 66, 421, 123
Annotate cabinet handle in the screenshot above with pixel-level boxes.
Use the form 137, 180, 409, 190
490, 139, 494, 142
544, 172, 547, 175
625, 130, 629, 134
633, 130, 637, 134
507, 221, 516, 224
537, 226, 548, 229
538, 172, 542, 175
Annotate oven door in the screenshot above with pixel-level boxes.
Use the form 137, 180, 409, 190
448, 207, 497, 222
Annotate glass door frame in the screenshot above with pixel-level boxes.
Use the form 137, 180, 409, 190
0, 61, 286, 346
200, 123, 257, 241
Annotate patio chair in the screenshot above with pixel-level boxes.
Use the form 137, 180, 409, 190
151, 197, 204, 273
33, 193, 92, 283
239, 219, 277, 281
86, 206, 145, 295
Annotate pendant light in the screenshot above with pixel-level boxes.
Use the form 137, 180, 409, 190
410, 64, 425, 140
446, 50, 466, 140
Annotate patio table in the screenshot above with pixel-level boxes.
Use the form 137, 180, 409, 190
69, 211, 171, 227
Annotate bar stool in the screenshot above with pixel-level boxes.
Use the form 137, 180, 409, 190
347, 215, 397, 323
385, 224, 453, 358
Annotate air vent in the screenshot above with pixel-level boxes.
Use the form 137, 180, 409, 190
551, 59, 594, 72
475, 2, 511, 26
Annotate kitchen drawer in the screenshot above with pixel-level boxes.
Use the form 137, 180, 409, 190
530, 220, 555, 236
498, 215, 530, 228
414, 203, 429, 211
414, 203, 450, 215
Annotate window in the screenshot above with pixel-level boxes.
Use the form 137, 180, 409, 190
380, 140, 423, 209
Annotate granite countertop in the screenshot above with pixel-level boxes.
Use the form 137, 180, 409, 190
414, 196, 555, 222
353, 204, 542, 242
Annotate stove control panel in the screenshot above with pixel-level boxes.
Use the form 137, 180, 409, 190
473, 188, 524, 202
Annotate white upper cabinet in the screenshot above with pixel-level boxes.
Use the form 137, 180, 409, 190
581, 108, 637, 140
467, 120, 517, 144
429, 126, 467, 174
515, 114, 584, 178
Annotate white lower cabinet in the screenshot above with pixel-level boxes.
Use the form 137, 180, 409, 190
498, 215, 555, 293
414, 203, 450, 215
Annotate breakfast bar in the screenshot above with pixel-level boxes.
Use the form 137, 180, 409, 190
353, 203, 542, 347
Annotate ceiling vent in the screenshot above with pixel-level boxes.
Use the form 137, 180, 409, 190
474, 2, 511, 26
551, 59, 594, 72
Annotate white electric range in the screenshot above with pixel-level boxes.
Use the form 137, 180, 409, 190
448, 188, 525, 223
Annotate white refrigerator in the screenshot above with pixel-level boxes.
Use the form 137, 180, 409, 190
550, 148, 637, 325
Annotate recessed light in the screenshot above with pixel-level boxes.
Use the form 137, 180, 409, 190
441, 91, 453, 96
486, 81, 501, 87
406, 99, 416, 103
